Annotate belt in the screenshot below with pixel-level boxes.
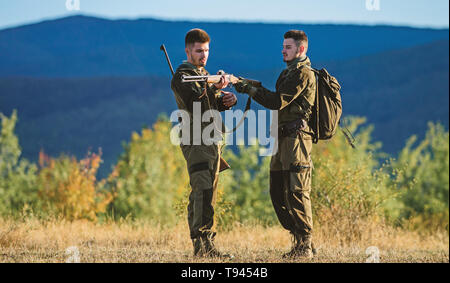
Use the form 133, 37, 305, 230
279, 119, 307, 138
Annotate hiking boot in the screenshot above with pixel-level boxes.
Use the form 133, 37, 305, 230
298, 234, 314, 259
282, 232, 301, 258
282, 232, 314, 259
192, 232, 234, 259
192, 237, 204, 256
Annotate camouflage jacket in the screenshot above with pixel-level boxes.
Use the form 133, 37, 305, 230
171, 61, 234, 145
249, 56, 316, 127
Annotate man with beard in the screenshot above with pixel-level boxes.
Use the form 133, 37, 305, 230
235, 30, 316, 258
171, 28, 236, 258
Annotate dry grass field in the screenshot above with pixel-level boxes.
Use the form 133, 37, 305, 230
0, 218, 448, 263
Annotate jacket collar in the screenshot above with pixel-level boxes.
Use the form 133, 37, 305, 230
286, 56, 310, 69
179, 60, 205, 73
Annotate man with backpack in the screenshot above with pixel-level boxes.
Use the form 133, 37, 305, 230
234, 30, 317, 258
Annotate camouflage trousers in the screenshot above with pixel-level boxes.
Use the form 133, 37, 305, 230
181, 143, 221, 239
270, 131, 313, 236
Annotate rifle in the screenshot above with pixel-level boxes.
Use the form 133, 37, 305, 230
181, 71, 259, 136
160, 44, 231, 172
181, 73, 262, 88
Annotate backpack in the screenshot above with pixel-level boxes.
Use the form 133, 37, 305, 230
307, 67, 344, 144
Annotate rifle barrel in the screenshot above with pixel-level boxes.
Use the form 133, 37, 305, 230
160, 44, 175, 76
181, 74, 239, 84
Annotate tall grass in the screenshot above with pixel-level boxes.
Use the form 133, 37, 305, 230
0, 216, 447, 263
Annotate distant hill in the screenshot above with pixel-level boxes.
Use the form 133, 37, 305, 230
0, 76, 172, 177
0, 15, 448, 77
0, 16, 448, 177
323, 40, 449, 154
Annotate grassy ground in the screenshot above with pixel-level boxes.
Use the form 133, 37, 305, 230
0, 218, 448, 263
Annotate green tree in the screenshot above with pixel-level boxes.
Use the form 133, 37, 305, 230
0, 110, 38, 216
106, 119, 189, 225
310, 117, 395, 239
390, 122, 449, 230
220, 143, 275, 225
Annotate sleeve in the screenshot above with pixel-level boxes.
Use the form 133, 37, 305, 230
208, 83, 237, 112
215, 94, 237, 112
250, 68, 311, 110
171, 70, 205, 109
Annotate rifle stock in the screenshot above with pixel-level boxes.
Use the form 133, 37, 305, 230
219, 157, 230, 172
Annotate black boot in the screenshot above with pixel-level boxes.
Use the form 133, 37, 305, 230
192, 232, 234, 259
192, 237, 204, 257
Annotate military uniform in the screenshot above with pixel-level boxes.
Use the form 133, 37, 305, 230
171, 61, 234, 257
237, 56, 316, 257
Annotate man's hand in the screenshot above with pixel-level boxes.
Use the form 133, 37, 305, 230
214, 71, 229, 89
234, 79, 254, 94
221, 91, 237, 107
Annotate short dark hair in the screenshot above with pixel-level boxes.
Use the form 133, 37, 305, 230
185, 28, 210, 47
284, 30, 308, 49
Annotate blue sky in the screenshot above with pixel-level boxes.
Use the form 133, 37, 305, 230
0, 0, 448, 30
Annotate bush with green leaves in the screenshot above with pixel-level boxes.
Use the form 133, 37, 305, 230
220, 143, 275, 226
310, 117, 396, 238
0, 110, 38, 216
105, 117, 189, 225
388, 122, 449, 231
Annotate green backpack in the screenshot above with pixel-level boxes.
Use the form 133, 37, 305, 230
307, 68, 348, 145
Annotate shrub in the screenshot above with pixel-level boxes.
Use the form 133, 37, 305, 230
107, 119, 189, 225
0, 110, 38, 216
37, 151, 113, 221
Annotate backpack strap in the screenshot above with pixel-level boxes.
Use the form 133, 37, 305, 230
296, 65, 319, 143
310, 67, 320, 143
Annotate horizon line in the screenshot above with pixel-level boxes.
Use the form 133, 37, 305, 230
0, 13, 449, 32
